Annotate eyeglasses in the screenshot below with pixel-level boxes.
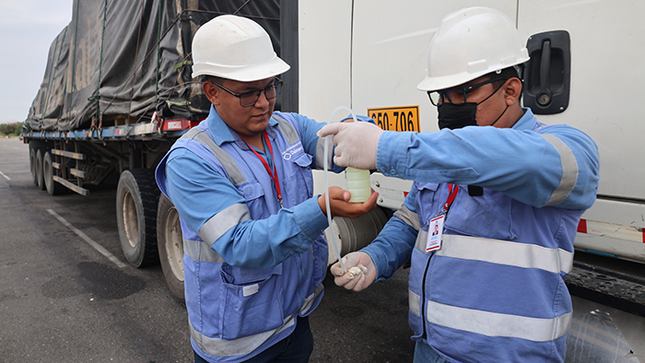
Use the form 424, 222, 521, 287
427, 77, 507, 106
211, 79, 283, 107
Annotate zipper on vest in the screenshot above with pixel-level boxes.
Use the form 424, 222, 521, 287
420, 252, 434, 341
420, 184, 458, 340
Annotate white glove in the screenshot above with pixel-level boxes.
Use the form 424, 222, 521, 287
330, 251, 377, 292
317, 121, 382, 170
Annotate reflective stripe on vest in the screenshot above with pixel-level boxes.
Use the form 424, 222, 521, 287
540, 134, 579, 206
409, 233, 575, 341
183, 238, 226, 263
408, 288, 572, 342
190, 287, 321, 357
394, 204, 421, 230
192, 313, 296, 357
182, 127, 247, 184
275, 112, 333, 169
273, 114, 300, 144
414, 233, 574, 274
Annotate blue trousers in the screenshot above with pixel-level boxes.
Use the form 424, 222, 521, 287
194, 316, 314, 363
413, 341, 449, 363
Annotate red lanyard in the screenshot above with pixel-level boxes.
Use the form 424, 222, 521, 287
242, 131, 283, 208
441, 184, 459, 213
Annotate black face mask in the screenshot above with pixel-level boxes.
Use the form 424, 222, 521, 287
437, 102, 478, 130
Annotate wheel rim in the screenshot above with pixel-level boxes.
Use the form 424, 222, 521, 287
36, 150, 43, 188
43, 156, 52, 190
122, 191, 140, 249
30, 150, 37, 184
164, 206, 184, 282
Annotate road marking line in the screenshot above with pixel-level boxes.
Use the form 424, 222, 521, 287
0, 171, 9, 180
46, 209, 127, 268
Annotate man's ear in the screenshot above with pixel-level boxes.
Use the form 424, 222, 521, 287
504, 78, 523, 106
203, 81, 219, 105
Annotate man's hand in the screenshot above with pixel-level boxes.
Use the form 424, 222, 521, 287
330, 252, 377, 292
318, 186, 378, 219
317, 121, 383, 170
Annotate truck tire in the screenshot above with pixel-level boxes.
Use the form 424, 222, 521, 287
116, 169, 160, 268
43, 151, 65, 196
327, 207, 389, 265
29, 146, 38, 185
157, 194, 185, 302
35, 148, 46, 190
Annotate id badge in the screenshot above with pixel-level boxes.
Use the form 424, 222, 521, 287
426, 215, 444, 252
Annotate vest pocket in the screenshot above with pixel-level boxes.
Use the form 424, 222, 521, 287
408, 248, 427, 340
220, 264, 285, 339
284, 153, 314, 206
236, 181, 267, 218
312, 236, 328, 286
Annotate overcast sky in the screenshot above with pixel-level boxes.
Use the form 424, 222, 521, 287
0, 0, 72, 123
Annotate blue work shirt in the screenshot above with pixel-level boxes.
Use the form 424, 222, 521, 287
164, 108, 343, 268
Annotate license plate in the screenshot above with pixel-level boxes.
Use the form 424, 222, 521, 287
367, 106, 420, 132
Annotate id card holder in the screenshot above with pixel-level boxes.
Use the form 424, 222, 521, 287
426, 214, 445, 253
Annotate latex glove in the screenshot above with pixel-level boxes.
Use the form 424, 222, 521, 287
317, 121, 382, 170
330, 251, 377, 292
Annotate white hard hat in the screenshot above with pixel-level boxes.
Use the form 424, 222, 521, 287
417, 7, 529, 91
191, 14, 290, 81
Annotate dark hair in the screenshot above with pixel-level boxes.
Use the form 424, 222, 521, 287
488, 66, 521, 87
487, 66, 524, 98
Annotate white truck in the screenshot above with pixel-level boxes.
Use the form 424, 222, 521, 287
23, 0, 644, 321
301, 0, 645, 318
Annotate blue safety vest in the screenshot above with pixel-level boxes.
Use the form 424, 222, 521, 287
156, 112, 327, 362
405, 123, 583, 362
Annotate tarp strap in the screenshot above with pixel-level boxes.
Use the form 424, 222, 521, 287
93, 0, 108, 129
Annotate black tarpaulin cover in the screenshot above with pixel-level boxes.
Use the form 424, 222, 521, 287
25, 0, 280, 131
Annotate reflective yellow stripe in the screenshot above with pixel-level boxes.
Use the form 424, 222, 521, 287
426, 300, 572, 342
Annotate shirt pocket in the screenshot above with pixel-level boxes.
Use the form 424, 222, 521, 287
414, 182, 441, 225
220, 263, 285, 339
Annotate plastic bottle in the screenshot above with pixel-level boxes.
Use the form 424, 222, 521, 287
345, 167, 371, 203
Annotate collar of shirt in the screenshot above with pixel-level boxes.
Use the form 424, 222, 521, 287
511, 107, 538, 131
204, 104, 279, 150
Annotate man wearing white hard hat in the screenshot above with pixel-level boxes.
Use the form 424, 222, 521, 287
155, 15, 377, 363
320, 7, 599, 362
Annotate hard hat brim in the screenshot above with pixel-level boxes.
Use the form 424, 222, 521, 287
192, 56, 291, 82
417, 71, 491, 92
